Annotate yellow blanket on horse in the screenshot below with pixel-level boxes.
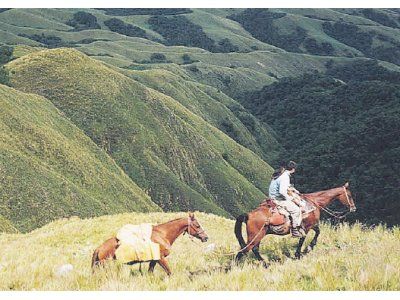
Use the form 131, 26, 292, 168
115, 223, 160, 263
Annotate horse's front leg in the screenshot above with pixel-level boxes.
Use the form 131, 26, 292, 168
157, 257, 172, 276
305, 225, 320, 253
295, 236, 306, 259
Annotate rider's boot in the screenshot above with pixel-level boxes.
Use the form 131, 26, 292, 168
291, 226, 305, 238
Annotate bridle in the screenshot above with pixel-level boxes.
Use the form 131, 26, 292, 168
186, 216, 206, 241
343, 186, 356, 211
303, 185, 355, 220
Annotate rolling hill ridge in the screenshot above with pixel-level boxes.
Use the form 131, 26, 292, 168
6, 48, 275, 221
0, 84, 159, 232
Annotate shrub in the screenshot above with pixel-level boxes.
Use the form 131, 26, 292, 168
0, 66, 9, 85
216, 38, 239, 53
19, 33, 66, 48
66, 11, 100, 31
104, 18, 147, 38
148, 15, 216, 51
0, 45, 12, 85
150, 53, 166, 62
303, 38, 334, 56
187, 65, 200, 72
0, 45, 13, 64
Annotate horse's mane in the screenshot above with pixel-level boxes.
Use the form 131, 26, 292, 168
157, 217, 186, 226
302, 186, 342, 197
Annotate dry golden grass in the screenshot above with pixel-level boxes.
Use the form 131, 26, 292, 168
0, 212, 398, 290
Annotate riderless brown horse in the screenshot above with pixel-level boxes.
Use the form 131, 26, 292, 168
235, 182, 356, 267
92, 212, 208, 275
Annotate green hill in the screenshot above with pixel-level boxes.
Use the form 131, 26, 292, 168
0, 212, 398, 290
6, 48, 274, 218
0, 84, 159, 232
125, 68, 282, 162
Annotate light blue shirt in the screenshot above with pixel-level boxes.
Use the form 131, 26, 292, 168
269, 170, 293, 201
268, 178, 280, 199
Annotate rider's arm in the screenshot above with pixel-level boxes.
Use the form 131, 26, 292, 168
279, 173, 293, 201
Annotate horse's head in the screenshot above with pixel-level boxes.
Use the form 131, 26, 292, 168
338, 182, 356, 212
187, 212, 208, 242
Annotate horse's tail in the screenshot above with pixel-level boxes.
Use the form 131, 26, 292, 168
234, 213, 248, 249
91, 248, 100, 270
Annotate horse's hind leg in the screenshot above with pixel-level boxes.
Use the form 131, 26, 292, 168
252, 243, 269, 268
305, 225, 320, 253
148, 260, 157, 273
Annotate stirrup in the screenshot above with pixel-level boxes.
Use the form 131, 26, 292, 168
291, 227, 305, 238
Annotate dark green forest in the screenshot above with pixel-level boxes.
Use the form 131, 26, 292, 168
148, 15, 238, 53
243, 60, 400, 225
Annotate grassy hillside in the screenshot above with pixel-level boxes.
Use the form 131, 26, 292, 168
0, 84, 159, 232
0, 212, 398, 290
243, 59, 400, 226
125, 68, 282, 162
7, 48, 274, 218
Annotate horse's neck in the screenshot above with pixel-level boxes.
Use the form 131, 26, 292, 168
305, 187, 343, 208
155, 218, 188, 245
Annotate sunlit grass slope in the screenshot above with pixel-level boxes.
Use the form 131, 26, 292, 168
0, 84, 159, 232
7, 48, 274, 218
126, 68, 282, 162
0, 212, 398, 290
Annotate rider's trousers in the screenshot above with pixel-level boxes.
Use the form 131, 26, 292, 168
276, 200, 302, 227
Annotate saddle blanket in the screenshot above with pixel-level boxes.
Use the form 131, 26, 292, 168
260, 198, 316, 226
115, 223, 160, 263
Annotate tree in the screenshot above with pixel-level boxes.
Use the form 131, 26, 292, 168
150, 53, 166, 63
66, 11, 101, 31
104, 18, 147, 38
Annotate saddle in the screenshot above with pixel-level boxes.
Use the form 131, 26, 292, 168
260, 198, 316, 226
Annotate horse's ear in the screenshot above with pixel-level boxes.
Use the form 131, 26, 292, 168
188, 212, 194, 219
344, 182, 349, 188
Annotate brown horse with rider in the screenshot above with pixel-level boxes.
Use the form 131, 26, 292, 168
235, 182, 356, 267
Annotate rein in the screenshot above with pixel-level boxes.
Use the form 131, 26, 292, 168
303, 186, 352, 220
219, 224, 266, 257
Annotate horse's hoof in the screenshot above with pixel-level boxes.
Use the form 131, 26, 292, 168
295, 253, 301, 259
306, 246, 313, 252
262, 262, 270, 269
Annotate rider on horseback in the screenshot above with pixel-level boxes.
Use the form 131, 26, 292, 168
269, 161, 305, 238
